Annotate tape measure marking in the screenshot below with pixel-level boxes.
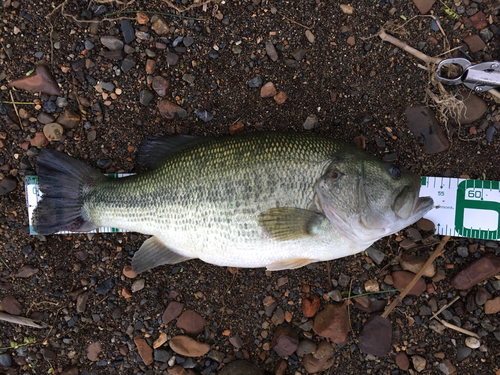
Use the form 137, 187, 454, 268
420, 177, 500, 240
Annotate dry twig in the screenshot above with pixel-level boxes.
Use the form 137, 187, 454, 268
436, 317, 480, 338
430, 295, 460, 321
379, 29, 442, 65
277, 11, 310, 29
0, 40, 11, 61
428, 295, 480, 338
382, 236, 450, 318
164, 0, 214, 13
9, 90, 22, 127
0, 312, 43, 329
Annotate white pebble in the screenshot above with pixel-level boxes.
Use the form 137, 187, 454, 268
465, 336, 480, 349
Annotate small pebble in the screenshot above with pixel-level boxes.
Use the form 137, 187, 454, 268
457, 246, 469, 257
465, 337, 480, 349
208, 50, 219, 59
303, 115, 318, 130
132, 279, 145, 292
248, 76, 263, 88
195, 109, 213, 122
0, 353, 12, 367
140, 90, 154, 106
486, 126, 496, 141
456, 347, 472, 361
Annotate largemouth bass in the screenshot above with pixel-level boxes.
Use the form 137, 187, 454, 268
33, 132, 433, 274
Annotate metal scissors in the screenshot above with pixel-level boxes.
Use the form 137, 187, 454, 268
434, 58, 500, 92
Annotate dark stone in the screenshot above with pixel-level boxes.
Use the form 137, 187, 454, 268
121, 19, 136, 44
486, 126, 496, 141
456, 347, 472, 361
121, 55, 136, 72
405, 106, 449, 154
43, 100, 57, 113
139, 90, 154, 106
208, 50, 219, 59
284, 59, 300, 68
166, 52, 179, 66
96, 279, 115, 294
291, 49, 306, 61
0, 177, 17, 195
358, 314, 392, 357
366, 247, 385, 265
154, 349, 171, 363
100, 50, 126, 60
270, 327, 299, 357
183, 36, 194, 47
194, 109, 213, 122
248, 76, 263, 88
0, 353, 12, 367
41, 349, 56, 361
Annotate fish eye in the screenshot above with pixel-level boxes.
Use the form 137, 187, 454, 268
389, 167, 401, 179
328, 170, 340, 180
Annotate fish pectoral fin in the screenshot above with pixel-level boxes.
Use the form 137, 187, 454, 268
258, 207, 326, 241
131, 236, 193, 274
138, 135, 204, 168
266, 258, 316, 271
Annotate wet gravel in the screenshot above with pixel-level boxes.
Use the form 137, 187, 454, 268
1, 0, 500, 374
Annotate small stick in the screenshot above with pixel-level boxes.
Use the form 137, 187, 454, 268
0, 312, 43, 329
433, 45, 463, 58
379, 29, 442, 65
436, 317, 480, 339
430, 295, 460, 321
344, 288, 403, 300
0, 40, 11, 61
277, 11, 310, 29
346, 279, 353, 335
164, 0, 213, 13
382, 236, 450, 318
2, 101, 37, 105
104, 9, 204, 21
9, 90, 22, 127
326, 261, 332, 291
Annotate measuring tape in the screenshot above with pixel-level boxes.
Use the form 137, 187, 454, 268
25, 175, 500, 240
420, 176, 500, 240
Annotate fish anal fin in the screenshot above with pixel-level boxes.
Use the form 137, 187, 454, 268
138, 135, 204, 168
132, 236, 193, 274
266, 258, 316, 271
258, 207, 325, 241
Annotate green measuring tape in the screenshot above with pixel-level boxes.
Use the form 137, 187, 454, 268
420, 177, 500, 240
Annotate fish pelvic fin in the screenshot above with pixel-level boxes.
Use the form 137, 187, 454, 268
258, 207, 326, 241
266, 258, 316, 271
33, 150, 103, 235
132, 236, 193, 274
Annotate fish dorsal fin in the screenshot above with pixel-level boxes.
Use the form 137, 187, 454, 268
131, 236, 193, 274
137, 135, 203, 168
258, 207, 326, 241
266, 258, 316, 271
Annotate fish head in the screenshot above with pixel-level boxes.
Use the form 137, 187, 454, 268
315, 151, 434, 245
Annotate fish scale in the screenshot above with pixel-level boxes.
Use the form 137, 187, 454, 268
31, 132, 433, 273
87, 133, 343, 265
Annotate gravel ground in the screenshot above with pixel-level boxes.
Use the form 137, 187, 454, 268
1, 0, 500, 374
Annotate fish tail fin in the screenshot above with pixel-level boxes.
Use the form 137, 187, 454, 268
33, 149, 103, 235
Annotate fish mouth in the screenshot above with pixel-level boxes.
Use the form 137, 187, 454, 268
392, 183, 434, 220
